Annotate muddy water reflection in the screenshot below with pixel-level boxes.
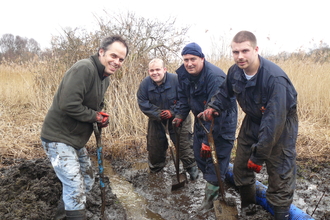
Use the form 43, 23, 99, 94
103, 160, 165, 220
110, 159, 221, 220
93, 154, 324, 219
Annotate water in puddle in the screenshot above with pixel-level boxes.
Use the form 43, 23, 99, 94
102, 159, 165, 220
106, 158, 220, 220
93, 156, 319, 220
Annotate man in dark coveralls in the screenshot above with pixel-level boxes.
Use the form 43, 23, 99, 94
173, 43, 237, 210
198, 31, 298, 220
137, 58, 198, 179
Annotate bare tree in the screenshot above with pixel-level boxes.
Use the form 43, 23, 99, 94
95, 11, 189, 64
0, 34, 15, 61
27, 38, 41, 54
0, 34, 41, 62
48, 11, 190, 77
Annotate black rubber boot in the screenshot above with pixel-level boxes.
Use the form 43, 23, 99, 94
66, 209, 86, 220
186, 165, 199, 180
199, 182, 219, 211
54, 196, 65, 220
273, 206, 290, 220
239, 184, 257, 216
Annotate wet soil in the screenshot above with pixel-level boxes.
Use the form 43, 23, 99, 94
0, 158, 126, 220
0, 155, 329, 220
109, 156, 330, 220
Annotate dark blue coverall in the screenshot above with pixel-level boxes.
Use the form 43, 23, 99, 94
175, 61, 237, 183
137, 72, 196, 172
208, 55, 298, 207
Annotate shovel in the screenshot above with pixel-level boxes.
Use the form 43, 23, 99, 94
198, 118, 238, 220
93, 122, 106, 220
162, 120, 187, 191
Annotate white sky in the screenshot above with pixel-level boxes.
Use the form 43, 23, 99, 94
1, 0, 329, 56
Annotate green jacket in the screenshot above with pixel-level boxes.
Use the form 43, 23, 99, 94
41, 54, 109, 149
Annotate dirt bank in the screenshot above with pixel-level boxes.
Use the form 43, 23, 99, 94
0, 158, 126, 220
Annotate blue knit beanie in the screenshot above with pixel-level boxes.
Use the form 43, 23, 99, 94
181, 42, 204, 58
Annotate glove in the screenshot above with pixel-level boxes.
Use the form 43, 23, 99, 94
160, 110, 173, 120
197, 108, 219, 121
172, 118, 183, 127
200, 143, 211, 158
96, 111, 109, 128
247, 159, 262, 173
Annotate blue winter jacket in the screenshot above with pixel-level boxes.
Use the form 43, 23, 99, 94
208, 55, 298, 164
137, 72, 179, 121
175, 60, 237, 142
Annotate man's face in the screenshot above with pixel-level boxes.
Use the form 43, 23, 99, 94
182, 54, 204, 76
148, 61, 166, 85
99, 41, 127, 77
231, 41, 259, 71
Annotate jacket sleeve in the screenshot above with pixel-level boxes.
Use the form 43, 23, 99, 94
208, 68, 236, 112
176, 80, 191, 120
137, 80, 161, 121
58, 63, 97, 123
201, 73, 227, 145
250, 76, 290, 164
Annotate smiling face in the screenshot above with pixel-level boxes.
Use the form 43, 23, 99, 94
98, 41, 127, 77
231, 40, 259, 75
182, 54, 204, 76
148, 59, 167, 85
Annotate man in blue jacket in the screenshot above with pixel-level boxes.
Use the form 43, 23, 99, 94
198, 31, 298, 220
137, 58, 198, 179
172, 43, 237, 210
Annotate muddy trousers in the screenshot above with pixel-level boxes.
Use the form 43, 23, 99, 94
193, 130, 234, 183
41, 141, 94, 211
273, 206, 290, 220
233, 116, 296, 208
147, 114, 195, 172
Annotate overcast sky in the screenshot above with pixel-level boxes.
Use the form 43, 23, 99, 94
1, 0, 328, 56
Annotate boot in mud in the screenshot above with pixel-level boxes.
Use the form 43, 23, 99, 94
199, 182, 219, 211
66, 209, 86, 220
273, 206, 290, 220
239, 184, 257, 216
186, 165, 199, 180
54, 196, 65, 220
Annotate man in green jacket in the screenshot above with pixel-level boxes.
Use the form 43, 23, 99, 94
41, 35, 128, 220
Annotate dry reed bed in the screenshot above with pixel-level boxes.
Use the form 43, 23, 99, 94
0, 56, 329, 166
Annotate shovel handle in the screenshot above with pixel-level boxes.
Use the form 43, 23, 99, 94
173, 125, 181, 182
162, 121, 181, 182
198, 118, 226, 201
93, 122, 106, 219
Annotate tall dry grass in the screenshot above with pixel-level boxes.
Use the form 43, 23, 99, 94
0, 54, 329, 166
275, 56, 330, 161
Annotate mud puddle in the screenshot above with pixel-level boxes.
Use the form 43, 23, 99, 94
0, 156, 329, 219
99, 158, 164, 220
110, 158, 273, 220
110, 156, 330, 220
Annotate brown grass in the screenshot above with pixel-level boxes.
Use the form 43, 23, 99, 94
0, 55, 329, 167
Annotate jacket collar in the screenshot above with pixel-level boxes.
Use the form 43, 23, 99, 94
148, 72, 171, 91
91, 53, 107, 80
233, 55, 263, 88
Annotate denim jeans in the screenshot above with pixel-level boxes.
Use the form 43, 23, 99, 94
41, 141, 94, 210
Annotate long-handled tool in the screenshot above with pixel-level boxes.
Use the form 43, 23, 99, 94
198, 118, 238, 220
93, 122, 106, 219
162, 120, 187, 191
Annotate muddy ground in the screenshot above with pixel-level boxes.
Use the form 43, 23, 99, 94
0, 153, 329, 220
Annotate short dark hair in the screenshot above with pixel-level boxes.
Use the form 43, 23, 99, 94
99, 35, 129, 57
232, 31, 257, 48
